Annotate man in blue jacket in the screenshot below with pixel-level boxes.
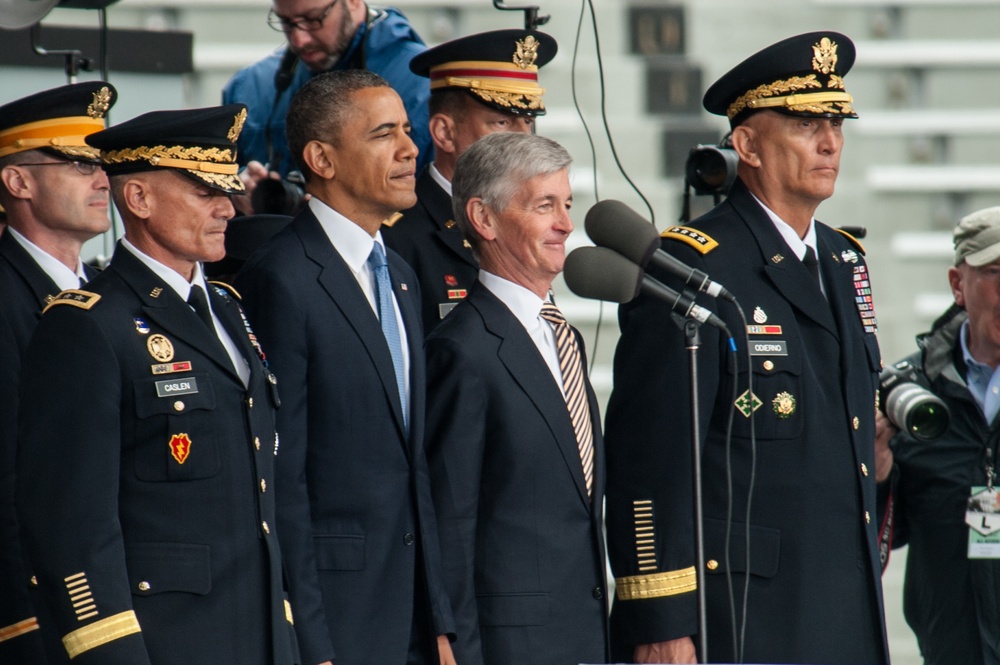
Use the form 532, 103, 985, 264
223, 0, 430, 211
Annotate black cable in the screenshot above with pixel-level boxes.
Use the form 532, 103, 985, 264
722, 302, 741, 659
739, 304, 755, 664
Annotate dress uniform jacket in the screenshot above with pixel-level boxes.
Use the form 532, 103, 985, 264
235, 207, 454, 665
383, 167, 478, 333
424, 282, 609, 665
604, 178, 889, 664
15, 245, 295, 665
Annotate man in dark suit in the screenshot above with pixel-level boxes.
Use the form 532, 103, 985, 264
424, 131, 609, 665
16, 105, 297, 665
383, 29, 556, 332
0, 82, 116, 664
235, 70, 455, 665
604, 32, 893, 664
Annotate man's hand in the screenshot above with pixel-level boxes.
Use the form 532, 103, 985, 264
634, 637, 697, 664
874, 409, 896, 483
233, 160, 277, 216
437, 634, 456, 665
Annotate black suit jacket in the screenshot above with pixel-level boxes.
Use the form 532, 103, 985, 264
383, 167, 478, 332
424, 282, 609, 665
0, 231, 97, 664
605, 179, 889, 664
16, 244, 295, 665
236, 207, 454, 665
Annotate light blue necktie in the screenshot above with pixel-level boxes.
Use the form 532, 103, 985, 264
368, 242, 408, 434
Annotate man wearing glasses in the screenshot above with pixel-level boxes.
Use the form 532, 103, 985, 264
223, 0, 430, 212
0, 81, 116, 664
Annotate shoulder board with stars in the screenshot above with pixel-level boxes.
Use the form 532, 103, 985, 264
834, 228, 866, 255
382, 212, 403, 228
42, 289, 101, 314
208, 281, 241, 301
660, 226, 719, 254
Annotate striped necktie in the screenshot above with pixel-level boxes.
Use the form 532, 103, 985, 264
540, 303, 594, 498
368, 242, 408, 435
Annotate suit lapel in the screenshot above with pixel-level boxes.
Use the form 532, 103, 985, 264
108, 245, 242, 383
729, 185, 839, 337
417, 169, 477, 270
296, 211, 408, 439
471, 284, 592, 508
817, 226, 867, 378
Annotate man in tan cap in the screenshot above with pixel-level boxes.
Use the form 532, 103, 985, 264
889, 206, 1000, 665
0, 81, 116, 664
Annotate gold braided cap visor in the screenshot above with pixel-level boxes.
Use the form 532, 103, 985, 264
100, 145, 243, 192
0, 116, 105, 158
728, 90, 854, 121
430, 60, 546, 112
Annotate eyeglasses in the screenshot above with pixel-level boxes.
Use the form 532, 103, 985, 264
18, 160, 101, 176
267, 0, 339, 33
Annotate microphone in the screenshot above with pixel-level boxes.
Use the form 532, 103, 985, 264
585, 199, 734, 301
564, 247, 729, 332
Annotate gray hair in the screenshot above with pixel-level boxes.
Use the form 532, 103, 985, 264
286, 69, 391, 180
452, 132, 572, 253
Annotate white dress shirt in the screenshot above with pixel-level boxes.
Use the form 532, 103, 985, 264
8, 227, 88, 291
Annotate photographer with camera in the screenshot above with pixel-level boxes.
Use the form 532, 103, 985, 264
888, 206, 1000, 665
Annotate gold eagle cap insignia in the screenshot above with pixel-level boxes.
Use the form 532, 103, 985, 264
87, 87, 112, 119
812, 37, 838, 75
513, 35, 540, 69
228, 108, 248, 142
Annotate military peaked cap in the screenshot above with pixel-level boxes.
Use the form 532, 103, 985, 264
86, 104, 247, 194
703, 31, 858, 127
410, 29, 557, 116
0, 81, 117, 161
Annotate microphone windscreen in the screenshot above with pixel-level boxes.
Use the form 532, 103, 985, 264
584, 200, 660, 266
564, 247, 642, 304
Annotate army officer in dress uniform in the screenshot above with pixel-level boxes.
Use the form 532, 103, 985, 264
15, 105, 298, 665
604, 32, 893, 664
0, 81, 117, 665
382, 29, 556, 332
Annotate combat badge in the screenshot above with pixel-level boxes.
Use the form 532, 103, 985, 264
772, 391, 796, 419
147, 334, 175, 362
134, 317, 150, 334
735, 390, 762, 418
169, 433, 192, 465
753, 307, 768, 323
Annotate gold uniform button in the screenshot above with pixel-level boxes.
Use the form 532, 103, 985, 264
30, 576, 38, 586
262, 520, 270, 534
173, 400, 185, 412
138, 581, 151, 592
260, 479, 267, 493
852, 416, 860, 430
254, 436, 261, 451
762, 360, 774, 371
861, 463, 869, 477
248, 397, 254, 409
864, 511, 871, 525
706, 559, 719, 570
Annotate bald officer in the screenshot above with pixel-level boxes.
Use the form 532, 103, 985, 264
16, 105, 297, 665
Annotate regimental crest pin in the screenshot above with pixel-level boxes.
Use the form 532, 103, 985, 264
147, 334, 175, 362
169, 433, 192, 464
134, 317, 150, 334
753, 307, 768, 324
772, 391, 796, 419
841, 249, 858, 264
444, 274, 458, 287
513, 35, 540, 69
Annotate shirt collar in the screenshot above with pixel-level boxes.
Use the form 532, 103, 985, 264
309, 197, 385, 274
479, 269, 547, 330
120, 238, 209, 301
7, 227, 87, 291
428, 163, 452, 197
750, 193, 818, 260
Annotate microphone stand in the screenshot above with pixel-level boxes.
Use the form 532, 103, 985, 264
683, 316, 709, 663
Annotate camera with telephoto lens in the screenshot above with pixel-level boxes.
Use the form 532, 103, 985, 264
251, 170, 306, 216
878, 360, 950, 442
